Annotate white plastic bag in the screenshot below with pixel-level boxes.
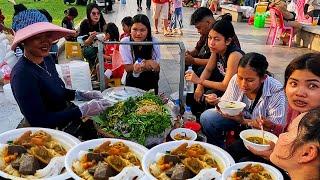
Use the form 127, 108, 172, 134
56, 61, 92, 91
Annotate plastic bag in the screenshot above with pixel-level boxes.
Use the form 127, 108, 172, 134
56, 61, 93, 91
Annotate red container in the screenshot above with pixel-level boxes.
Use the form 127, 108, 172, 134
184, 121, 201, 133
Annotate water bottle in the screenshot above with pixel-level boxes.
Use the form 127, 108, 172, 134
185, 66, 194, 93
182, 106, 196, 123
133, 58, 143, 78
172, 99, 180, 118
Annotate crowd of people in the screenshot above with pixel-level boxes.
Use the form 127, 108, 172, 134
0, 0, 320, 179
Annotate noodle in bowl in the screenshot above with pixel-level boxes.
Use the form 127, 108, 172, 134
0, 127, 80, 180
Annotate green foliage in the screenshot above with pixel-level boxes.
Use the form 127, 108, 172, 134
0, 0, 86, 27
93, 93, 172, 145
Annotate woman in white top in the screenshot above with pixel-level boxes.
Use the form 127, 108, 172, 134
120, 14, 161, 94
200, 52, 287, 148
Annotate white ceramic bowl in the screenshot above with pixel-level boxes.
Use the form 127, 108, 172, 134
142, 140, 235, 180
65, 138, 149, 180
218, 101, 246, 116
221, 161, 283, 180
0, 127, 81, 180
240, 129, 278, 151
170, 128, 197, 141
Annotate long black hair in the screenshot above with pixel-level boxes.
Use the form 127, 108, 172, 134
105, 22, 119, 41
131, 14, 153, 60
211, 13, 235, 42
86, 3, 106, 31
238, 52, 271, 77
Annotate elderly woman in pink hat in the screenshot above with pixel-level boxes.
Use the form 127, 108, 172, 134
10, 9, 109, 140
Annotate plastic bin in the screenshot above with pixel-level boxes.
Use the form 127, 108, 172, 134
254, 13, 266, 28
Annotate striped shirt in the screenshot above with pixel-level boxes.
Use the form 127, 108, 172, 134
221, 74, 287, 128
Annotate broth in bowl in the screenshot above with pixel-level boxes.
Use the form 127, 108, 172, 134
246, 136, 270, 145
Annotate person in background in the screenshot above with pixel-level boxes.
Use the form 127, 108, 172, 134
304, 0, 320, 24
137, 0, 143, 11
10, 9, 110, 140
98, 22, 123, 83
270, 109, 320, 180
200, 52, 286, 148
185, 13, 243, 117
269, 0, 302, 45
62, 7, 79, 42
120, 14, 161, 94
79, 3, 106, 76
170, 0, 183, 35
120, 16, 133, 40
0, 9, 13, 35
153, 0, 170, 35
146, 0, 152, 10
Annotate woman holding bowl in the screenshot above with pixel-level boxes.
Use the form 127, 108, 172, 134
200, 52, 287, 148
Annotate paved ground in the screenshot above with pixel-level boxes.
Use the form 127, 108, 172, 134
0, 0, 315, 133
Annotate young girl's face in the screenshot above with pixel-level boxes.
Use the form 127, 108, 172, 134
131, 23, 148, 42
122, 24, 130, 34
236, 66, 265, 95
285, 70, 320, 113
104, 33, 110, 41
208, 29, 231, 54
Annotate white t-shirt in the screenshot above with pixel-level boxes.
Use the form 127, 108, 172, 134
119, 36, 161, 65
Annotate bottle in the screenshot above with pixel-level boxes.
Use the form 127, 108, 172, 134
172, 99, 180, 118
182, 106, 196, 122
185, 66, 194, 93
133, 58, 143, 78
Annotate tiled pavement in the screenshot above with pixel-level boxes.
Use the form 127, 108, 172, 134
0, 0, 316, 133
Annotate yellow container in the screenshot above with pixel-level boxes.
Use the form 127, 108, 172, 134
65, 41, 83, 59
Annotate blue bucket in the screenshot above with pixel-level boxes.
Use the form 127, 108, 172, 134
121, 0, 126, 4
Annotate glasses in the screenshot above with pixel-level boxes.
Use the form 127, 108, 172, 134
91, 12, 100, 16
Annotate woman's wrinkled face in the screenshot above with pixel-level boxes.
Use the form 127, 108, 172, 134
285, 70, 320, 113
23, 32, 53, 58
237, 66, 265, 95
208, 30, 230, 53
90, 8, 100, 24
270, 113, 304, 171
131, 23, 148, 42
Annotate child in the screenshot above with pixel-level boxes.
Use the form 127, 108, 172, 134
61, 7, 78, 41
101, 23, 124, 81
120, 16, 133, 40
170, 0, 183, 35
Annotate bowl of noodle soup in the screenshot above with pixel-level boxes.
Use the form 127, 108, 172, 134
0, 127, 80, 180
65, 138, 149, 180
142, 140, 235, 179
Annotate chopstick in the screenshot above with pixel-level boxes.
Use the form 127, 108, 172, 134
259, 112, 265, 144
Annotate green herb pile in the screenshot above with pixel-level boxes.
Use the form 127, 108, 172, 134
92, 93, 172, 145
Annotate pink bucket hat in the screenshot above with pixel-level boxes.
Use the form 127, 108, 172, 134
11, 9, 75, 50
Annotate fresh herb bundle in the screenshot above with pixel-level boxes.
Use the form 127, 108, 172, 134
92, 93, 172, 145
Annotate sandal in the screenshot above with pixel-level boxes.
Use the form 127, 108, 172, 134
155, 30, 160, 34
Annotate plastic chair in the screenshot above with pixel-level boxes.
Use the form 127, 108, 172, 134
266, 7, 294, 47
65, 41, 83, 60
